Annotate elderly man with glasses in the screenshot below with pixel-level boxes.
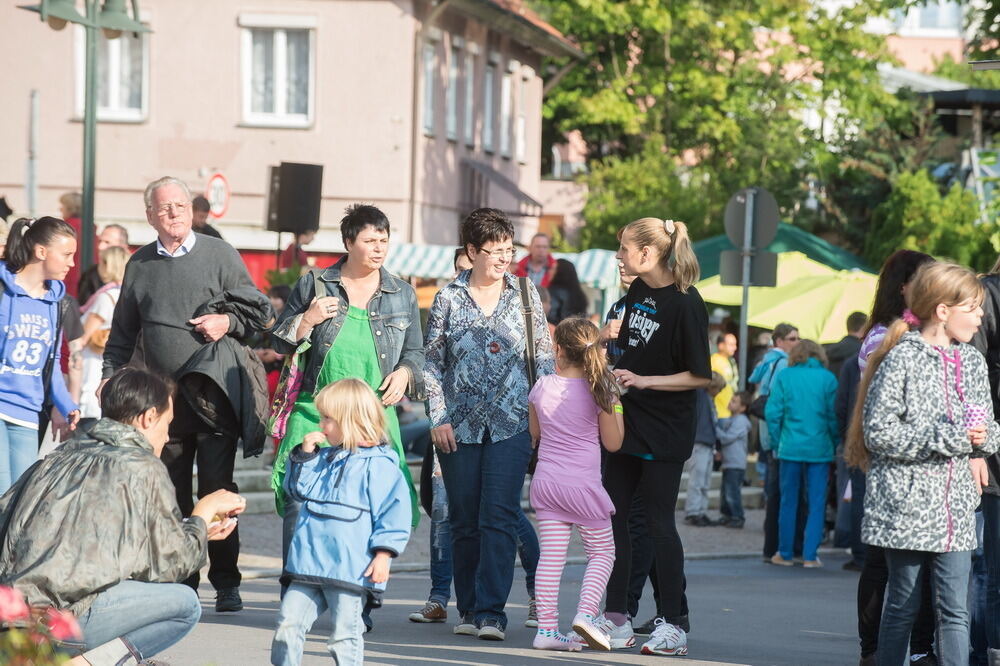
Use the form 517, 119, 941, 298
100, 177, 274, 613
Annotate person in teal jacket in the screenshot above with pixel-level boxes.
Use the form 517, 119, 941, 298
765, 340, 839, 568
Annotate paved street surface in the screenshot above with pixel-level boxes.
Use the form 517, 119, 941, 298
162, 552, 858, 665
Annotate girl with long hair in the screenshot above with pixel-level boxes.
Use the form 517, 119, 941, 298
527, 318, 622, 651
848, 262, 998, 666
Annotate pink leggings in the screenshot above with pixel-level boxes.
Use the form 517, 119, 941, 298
535, 519, 616, 632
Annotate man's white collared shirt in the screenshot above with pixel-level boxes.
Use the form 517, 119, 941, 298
155, 231, 197, 258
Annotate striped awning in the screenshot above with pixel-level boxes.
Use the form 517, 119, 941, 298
386, 244, 621, 292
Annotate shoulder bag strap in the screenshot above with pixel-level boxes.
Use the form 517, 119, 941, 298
42, 298, 64, 396
311, 269, 327, 300
518, 277, 537, 387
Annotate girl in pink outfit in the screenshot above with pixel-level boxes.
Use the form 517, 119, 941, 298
528, 318, 624, 651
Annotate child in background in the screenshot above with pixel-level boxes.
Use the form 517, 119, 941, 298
271, 378, 412, 666
683, 373, 726, 527
528, 318, 623, 651
717, 391, 753, 529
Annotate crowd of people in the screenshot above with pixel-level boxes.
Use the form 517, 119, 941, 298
1, 175, 1000, 666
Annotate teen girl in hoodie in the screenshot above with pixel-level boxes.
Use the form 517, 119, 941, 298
848, 262, 1000, 666
0, 217, 79, 492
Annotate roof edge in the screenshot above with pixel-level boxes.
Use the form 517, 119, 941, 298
448, 0, 584, 60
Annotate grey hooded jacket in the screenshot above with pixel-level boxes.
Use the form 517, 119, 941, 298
862, 332, 1000, 553
0, 419, 207, 615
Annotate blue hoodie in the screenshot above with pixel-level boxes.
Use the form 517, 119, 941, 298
764, 357, 839, 463
749, 347, 788, 397
0, 263, 76, 427
283, 442, 411, 601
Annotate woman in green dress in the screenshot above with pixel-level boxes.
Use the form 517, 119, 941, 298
270, 205, 424, 573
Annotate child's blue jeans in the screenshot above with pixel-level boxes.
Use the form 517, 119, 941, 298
271, 583, 364, 666
720, 468, 745, 522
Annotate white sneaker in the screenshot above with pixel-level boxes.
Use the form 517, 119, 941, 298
641, 618, 688, 656
571, 613, 611, 651
592, 615, 635, 649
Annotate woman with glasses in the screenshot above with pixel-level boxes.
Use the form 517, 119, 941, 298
424, 208, 554, 642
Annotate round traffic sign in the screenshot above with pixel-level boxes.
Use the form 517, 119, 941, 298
205, 173, 230, 219
724, 187, 779, 248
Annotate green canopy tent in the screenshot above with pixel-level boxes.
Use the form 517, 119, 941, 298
693, 223, 871, 279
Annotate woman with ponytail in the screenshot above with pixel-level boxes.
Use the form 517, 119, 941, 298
594, 217, 711, 657
849, 262, 998, 666
0, 217, 79, 492
527, 317, 622, 651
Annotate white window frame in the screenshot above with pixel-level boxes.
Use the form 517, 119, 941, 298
483, 63, 496, 153
499, 70, 512, 158
463, 47, 477, 147
894, 1, 963, 38
73, 20, 150, 123
446, 44, 460, 141
239, 14, 317, 129
422, 40, 438, 136
516, 68, 532, 164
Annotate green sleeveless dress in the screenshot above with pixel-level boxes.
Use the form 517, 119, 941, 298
270, 305, 418, 525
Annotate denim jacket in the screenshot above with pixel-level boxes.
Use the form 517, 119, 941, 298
424, 270, 554, 443
271, 257, 425, 398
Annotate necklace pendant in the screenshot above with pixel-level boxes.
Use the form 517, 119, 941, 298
489, 341, 501, 354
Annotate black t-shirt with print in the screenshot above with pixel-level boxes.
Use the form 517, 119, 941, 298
614, 279, 711, 462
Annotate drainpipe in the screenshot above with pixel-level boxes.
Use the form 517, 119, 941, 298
408, 0, 452, 244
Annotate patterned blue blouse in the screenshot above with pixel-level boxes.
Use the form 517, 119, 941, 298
424, 270, 555, 444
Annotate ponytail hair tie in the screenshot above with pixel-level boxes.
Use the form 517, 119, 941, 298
902, 309, 921, 327
20, 219, 34, 237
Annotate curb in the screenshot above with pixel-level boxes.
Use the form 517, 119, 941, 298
240, 548, 845, 580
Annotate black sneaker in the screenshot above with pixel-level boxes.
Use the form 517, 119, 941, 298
724, 518, 745, 529
692, 515, 717, 527
910, 654, 937, 666
634, 616, 661, 636
215, 587, 243, 612
668, 614, 690, 634
476, 617, 506, 641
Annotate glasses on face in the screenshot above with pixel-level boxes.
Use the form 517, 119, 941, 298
153, 202, 190, 217
784, 335, 800, 342
477, 247, 515, 260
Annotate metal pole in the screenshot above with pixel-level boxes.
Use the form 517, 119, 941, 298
738, 188, 755, 391
27, 90, 39, 217
80, 0, 98, 272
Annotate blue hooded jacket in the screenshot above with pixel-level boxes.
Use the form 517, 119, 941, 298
0, 263, 76, 427
764, 357, 839, 463
749, 347, 788, 396
282, 443, 412, 601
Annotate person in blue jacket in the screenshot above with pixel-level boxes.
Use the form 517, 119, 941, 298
0, 217, 79, 492
272, 378, 411, 666
765, 339, 839, 569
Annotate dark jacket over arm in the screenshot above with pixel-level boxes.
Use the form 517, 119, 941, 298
972, 273, 1000, 496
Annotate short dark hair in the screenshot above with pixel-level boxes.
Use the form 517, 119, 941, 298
460, 208, 514, 260
191, 195, 211, 213
734, 390, 754, 410
846, 311, 868, 334
101, 368, 174, 424
341, 204, 390, 245
268, 284, 291, 304
771, 323, 798, 343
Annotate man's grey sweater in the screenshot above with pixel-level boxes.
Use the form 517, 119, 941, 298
102, 234, 260, 379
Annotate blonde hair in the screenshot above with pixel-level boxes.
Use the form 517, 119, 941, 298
845, 262, 985, 470
313, 378, 387, 452
59, 192, 82, 217
553, 318, 619, 412
620, 218, 700, 293
788, 340, 827, 368
98, 246, 128, 284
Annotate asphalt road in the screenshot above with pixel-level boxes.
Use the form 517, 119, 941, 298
160, 553, 858, 665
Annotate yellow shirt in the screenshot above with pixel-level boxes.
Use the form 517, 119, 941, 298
711, 352, 738, 417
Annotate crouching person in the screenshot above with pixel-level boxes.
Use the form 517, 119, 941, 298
0, 367, 246, 665
272, 378, 412, 666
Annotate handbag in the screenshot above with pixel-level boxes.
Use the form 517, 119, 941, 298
749, 359, 780, 419
518, 277, 540, 474
86, 292, 118, 354
267, 270, 326, 441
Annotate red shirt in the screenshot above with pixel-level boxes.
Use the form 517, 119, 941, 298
279, 243, 309, 270
513, 254, 557, 288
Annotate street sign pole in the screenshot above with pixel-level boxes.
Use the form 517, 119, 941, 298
738, 188, 755, 391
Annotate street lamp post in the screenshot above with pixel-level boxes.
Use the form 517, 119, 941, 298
19, 0, 149, 272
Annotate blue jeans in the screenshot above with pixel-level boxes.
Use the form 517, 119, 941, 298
720, 468, 745, 522
438, 429, 533, 627
879, 549, 972, 666
271, 583, 364, 666
778, 461, 828, 561
0, 420, 38, 493
70, 581, 201, 659
429, 475, 540, 605
971, 510, 987, 666
981, 494, 1000, 662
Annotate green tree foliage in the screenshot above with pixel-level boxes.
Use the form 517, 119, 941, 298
865, 170, 998, 271
933, 53, 1000, 89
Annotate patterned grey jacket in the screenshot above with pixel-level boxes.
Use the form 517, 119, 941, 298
862, 332, 1000, 552
0, 419, 207, 615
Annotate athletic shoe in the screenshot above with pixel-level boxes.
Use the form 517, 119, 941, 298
477, 618, 506, 641
571, 613, 611, 651
593, 615, 636, 649
910, 654, 936, 666
215, 587, 242, 612
454, 612, 477, 636
803, 558, 823, 569
633, 616, 661, 636
770, 554, 794, 567
641, 618, 688, 657
525, 597, 538, 628
409, 600, 447, 623
533, 631, 582, 652
724, 518, 745, 529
